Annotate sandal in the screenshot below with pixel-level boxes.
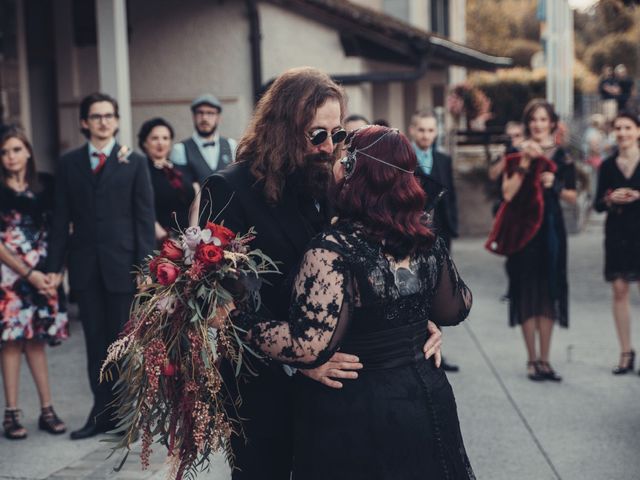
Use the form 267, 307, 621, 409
539, 361, 562, 382
3, 408, 27, 440
612, 350, 635, 375
527, 361, 545, 382
38, 405, 66, 435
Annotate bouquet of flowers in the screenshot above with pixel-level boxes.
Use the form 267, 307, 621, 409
100, 221, 277, 479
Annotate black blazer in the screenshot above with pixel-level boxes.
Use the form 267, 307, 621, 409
200, 162, 321, 321
46, 143, 155, 293
415, 149, 458, 239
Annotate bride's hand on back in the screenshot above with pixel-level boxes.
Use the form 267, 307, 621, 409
300, 352, 363, 389
423, 320, 442, 367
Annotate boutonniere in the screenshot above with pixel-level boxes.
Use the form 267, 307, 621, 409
117, 145, 131, 164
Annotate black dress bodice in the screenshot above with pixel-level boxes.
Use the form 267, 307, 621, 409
147, 159, 196, 234
237, 221, 475, 480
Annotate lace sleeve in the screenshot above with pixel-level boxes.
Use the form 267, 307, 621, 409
235, 246, 352, 368
431, 247, 472, 327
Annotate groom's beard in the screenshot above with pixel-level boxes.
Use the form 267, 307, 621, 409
298, 152, 334, 202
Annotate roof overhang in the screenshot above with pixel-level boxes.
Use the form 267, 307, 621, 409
262, 0, 512, 70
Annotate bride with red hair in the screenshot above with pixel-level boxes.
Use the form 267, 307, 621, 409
231, 125, 475, 479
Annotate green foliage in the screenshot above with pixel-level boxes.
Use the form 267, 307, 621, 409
505, 39, 542, 67
574, 0, 640, 74
466, 0, 539, 57
584, 33, 639, 75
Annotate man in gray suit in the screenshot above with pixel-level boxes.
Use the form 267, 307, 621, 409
171, 94, 237, 184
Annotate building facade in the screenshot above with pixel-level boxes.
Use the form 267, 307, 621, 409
0, 0, 510, 172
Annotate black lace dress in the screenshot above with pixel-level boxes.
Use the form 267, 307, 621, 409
236, 221, 474, 480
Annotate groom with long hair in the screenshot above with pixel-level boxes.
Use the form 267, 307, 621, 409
200, 67, 443, 479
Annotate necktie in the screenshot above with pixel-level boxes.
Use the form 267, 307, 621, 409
92, 152, 107, 174
202, 141, 216, 148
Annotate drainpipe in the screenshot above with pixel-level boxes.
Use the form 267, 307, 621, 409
246, 0, 262, 103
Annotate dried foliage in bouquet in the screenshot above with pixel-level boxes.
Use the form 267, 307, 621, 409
100, 221, 277, 479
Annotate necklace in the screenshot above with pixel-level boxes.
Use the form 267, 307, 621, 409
617, 151, 640, 179
151, 158, 171, 170
6, 177, 28, 193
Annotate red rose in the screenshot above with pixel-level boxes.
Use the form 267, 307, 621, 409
196, 243, 224, 266
161, 362, 177, 376
205, 222, 235, 248
161, 239, 183, 261
149, 256, 165, 276
156, 261, 180, 285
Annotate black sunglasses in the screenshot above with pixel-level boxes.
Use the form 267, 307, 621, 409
307, 128, 347, 146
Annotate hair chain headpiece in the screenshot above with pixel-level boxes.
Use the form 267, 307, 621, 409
343, 127, 415, 177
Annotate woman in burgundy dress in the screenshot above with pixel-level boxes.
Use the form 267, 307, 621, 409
594, 112, 640, 375
0, 127, 68, 439
138, 118, 198, 244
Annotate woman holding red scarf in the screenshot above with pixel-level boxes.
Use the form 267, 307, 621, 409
494, 99, 576, 382
138, 118, 198, 243
594, 112, 640, 375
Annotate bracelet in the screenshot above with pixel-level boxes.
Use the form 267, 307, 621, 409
24, 266, 34, 280
514, 166, 529, 175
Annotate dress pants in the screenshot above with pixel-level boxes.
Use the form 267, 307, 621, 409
76, 269, 134, 427
226, 360, 293, 480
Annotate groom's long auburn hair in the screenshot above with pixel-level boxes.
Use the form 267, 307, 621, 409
236, 67, 345, 204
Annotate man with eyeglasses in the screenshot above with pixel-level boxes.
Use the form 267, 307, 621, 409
46, 92, 155, 439
199, 67, 442, 479
171, 93, 237, 185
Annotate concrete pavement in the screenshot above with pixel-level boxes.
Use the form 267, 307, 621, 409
1, 213, 639, 479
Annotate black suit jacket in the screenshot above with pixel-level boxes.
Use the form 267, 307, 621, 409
46, 143, 155, 293
415, 149, 458, 239
200, 162, 322, 321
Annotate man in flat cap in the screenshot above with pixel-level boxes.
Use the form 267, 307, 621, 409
172, 93, 237, 184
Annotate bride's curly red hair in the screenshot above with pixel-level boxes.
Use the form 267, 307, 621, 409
335, 126, 435, 257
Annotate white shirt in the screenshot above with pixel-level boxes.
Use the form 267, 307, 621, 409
171, 132, 237, 171
88, 138, 116, 170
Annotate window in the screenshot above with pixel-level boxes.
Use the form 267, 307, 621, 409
430, 0, 449, 36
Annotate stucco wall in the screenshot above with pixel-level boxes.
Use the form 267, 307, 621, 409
259, 3, 374, 117
127, 0, 251, 142
54, 0, 251, 152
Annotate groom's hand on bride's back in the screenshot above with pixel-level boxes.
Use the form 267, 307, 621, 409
300, 352, 363, 389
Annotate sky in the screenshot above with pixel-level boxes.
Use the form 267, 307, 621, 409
567, 0, 598, 10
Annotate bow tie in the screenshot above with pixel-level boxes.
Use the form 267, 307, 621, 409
202, 141, 216, 148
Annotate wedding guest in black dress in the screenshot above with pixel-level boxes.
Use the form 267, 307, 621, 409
502, 99, 577, 382
594, 112, 640, 375
229, 126, 475, 480
138, 118, 197, 242
0, 127, 67, 439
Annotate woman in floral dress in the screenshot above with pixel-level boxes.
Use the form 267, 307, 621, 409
0, 127, 68, 439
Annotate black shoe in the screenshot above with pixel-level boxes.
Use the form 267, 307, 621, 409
70, 421, 112, 440
539, 361, 562, 382
612, 350, 635, 375
441, 358, 460, 372
527, 361, 545, 382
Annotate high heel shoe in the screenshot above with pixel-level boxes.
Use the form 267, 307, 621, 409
539, 361, 562, 382
38, 405, 66, 434
612, 350, 635, 375
3, 408, 27, 440
527, 361, 545, 381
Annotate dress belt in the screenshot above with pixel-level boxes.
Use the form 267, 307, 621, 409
340, 321, 429, 370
